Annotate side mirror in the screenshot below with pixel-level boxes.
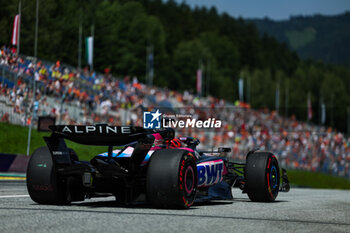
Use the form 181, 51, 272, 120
218, 147, 231, 153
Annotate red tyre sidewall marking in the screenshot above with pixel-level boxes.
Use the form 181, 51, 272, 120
179, 159, 188, 206
267, 157, 274, 198
179, 156, 195, 207
179, 159, 185, 191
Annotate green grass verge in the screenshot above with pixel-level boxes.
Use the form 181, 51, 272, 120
287, 169, 350, 190
0, 122, 108, 161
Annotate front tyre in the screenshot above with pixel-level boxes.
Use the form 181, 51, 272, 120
147, 149, 197, 208
245, 152, 280, 202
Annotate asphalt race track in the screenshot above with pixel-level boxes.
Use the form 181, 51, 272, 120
0, 181, 349, 233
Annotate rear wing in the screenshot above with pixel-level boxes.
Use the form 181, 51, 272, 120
48, 125, 175, 146
49, 125, 147, 146
44, 125, 175, 166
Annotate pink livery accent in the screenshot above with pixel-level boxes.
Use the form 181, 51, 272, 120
223, 162, 228, 175
152, 133, 164, 147
152, 133, 162, 140
178, 148, 194, 152
199, 159, 223, 164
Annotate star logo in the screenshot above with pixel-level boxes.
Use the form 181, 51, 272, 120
143, 109, 162, 129
150, 109, 162, 122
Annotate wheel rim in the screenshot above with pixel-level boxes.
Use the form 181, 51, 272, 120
184, 165, 194, 196
270, 165, 278, 189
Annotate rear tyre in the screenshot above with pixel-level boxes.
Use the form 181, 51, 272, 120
26, 146, 70, 205
245, 152, 280, 202
147, 149, 197, 208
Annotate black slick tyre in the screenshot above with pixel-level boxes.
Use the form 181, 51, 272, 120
146, 149, 197, 208
26, 146, 69, 205
245, 152, 280, 202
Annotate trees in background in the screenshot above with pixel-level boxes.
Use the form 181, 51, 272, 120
0, 0, 349, 131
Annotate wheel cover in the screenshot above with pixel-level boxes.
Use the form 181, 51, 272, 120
266, 157, 279, 199
184, 165, 194, 196
270, 165, 278, 189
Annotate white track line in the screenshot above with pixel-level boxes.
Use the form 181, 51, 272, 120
0, 189, 27, 191
0, 195, 30, 198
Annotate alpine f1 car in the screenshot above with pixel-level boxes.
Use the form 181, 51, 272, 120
27, 125, 290, 208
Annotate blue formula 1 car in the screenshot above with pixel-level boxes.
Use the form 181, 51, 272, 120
26, 125, 290, 208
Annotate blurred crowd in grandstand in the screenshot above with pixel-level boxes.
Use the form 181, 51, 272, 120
1, 44, 350, 178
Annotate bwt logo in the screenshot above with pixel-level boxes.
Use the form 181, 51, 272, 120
197, 160, 224, 187
143, 109, 162, 129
